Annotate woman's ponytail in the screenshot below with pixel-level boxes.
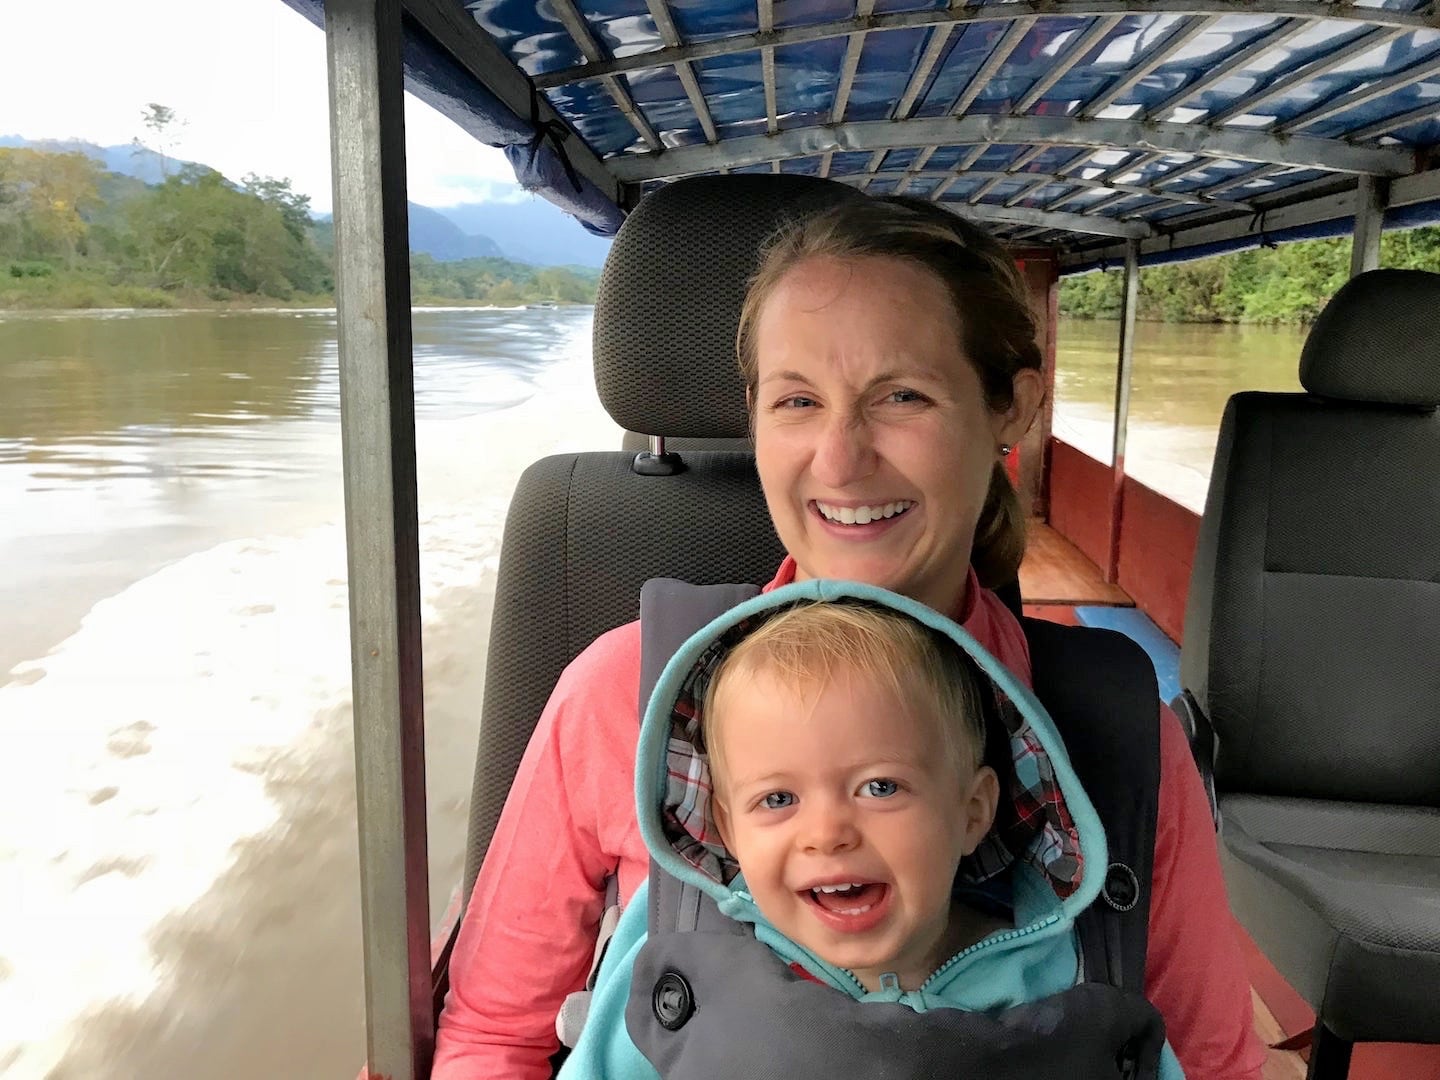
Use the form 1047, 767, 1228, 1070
970, 462, 1028, 591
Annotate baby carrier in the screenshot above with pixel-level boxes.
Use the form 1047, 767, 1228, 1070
615, 579, 1169, 1080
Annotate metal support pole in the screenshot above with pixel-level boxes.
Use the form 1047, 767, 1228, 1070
1021, 253, 1060, 523
1108, 239, 1139, 584
1350, 175, 1389, 277
325, 2, 432, 1078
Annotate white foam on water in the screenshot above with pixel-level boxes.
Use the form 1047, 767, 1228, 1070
0, 314, 620, 1078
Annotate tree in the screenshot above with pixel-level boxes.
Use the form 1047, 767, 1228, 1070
139, 103, 183, 179
242, 174, 313, 243
0, 148, 104, 268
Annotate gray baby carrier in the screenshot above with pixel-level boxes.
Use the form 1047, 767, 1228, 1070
627, 579, 1168, 1080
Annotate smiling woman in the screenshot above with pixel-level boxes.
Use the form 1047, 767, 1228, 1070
737, 198, 1047, 606
437, 181, 1265, 1080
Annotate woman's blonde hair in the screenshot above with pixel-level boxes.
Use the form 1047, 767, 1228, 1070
701, 601, 987, 790
735, 196, 1040, 587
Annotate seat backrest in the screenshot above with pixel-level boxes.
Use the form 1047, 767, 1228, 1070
464, 175, 866, 892
1180, 269, 1440, 808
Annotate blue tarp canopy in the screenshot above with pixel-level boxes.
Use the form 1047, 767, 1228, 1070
284, 0, 1440, 258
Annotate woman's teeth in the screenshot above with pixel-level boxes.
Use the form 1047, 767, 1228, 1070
815, 500, 913, 526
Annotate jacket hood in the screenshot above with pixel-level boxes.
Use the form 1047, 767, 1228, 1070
635, 580, 1107, 968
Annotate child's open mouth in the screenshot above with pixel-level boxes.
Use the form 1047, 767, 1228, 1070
801, 881, 891, 932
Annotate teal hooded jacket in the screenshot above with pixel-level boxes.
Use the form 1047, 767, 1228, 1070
559, 579, 1183, 1079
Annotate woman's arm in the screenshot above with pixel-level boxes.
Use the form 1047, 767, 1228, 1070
433, 623, 645, 1080
1145, 706, 1266, 1080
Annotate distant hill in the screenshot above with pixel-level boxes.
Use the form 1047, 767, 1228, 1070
434, 197, 612, 268
309, 203, 504, 262
407, 202, 503, 260
1, 135, 611, 268
0, 135, 193, 186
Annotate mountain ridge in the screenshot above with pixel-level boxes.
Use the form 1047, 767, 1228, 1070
1, 135, 612, 268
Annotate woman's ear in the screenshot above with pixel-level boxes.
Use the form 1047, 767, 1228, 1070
959, 766, 1001, 856
996, 368, 1045, 448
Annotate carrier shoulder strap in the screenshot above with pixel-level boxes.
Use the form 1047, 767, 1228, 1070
1021, 616, 1160, 994
639, 578, 761, 938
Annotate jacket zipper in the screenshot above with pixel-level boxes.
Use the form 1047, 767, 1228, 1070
919, 911, 1061, 993
734, 891, 1061, 999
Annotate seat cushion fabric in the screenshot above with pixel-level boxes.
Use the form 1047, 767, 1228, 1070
1220, 794, 1440, 1043
593, 175, 865, 439
465, 450, 785, 892
1197, 393, 1440, 805
1298, 269, 1440, 408
620, 431, 753, 453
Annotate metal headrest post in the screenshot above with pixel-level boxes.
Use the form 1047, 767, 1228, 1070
632, 434, 685, 476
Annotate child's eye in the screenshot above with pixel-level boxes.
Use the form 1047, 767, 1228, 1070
762, 791, 796, 810
862, 779, 900, 798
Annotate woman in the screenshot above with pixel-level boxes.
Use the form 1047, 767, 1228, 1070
432, 195, 1265, 1080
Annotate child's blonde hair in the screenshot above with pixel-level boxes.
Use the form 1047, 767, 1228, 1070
701, 601, 989, 789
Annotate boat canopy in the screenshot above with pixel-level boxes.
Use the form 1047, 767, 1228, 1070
283, 0, 1440, 268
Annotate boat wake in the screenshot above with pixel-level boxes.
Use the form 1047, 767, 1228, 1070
0, 314, 619, 1078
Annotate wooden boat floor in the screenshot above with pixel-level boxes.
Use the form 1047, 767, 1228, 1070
1255, 988, 1308, 1080
1018, 522, 1132, 607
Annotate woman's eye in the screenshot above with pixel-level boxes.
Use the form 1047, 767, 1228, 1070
762, 791, 796, 810
886, 388, 925, 405
863, 779, 900, 798
776, 395, 817, 409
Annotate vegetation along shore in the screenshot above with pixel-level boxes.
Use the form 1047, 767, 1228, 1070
0, 145, 598, 311
5, 141, 1438, 322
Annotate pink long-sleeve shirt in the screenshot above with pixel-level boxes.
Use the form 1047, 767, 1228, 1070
433, 559, 1266, 1080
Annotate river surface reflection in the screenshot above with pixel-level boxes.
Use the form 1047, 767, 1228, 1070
0, 306, 619, 1080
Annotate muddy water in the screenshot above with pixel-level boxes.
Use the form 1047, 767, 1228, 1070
0, 307, 619, 1079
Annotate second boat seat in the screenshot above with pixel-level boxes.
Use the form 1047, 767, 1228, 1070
1178, 268, 1440, 1078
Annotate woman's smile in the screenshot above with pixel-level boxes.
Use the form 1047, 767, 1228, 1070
811, 499, 916, 532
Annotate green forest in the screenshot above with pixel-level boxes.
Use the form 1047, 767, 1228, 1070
0, 147, 598, 309
1059, 225, 1440, 324
7, 143, 1439, 321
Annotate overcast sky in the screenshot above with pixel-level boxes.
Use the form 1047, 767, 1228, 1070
0, 0, 523, 213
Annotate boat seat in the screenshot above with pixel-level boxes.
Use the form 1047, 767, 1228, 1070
1177, 269, 1440, 1075
463, 174, 865, 894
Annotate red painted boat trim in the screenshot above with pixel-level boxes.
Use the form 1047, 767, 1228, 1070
1048, 439, 1114, 576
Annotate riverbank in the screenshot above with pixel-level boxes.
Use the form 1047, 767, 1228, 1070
0, 273, 329, 311
0, 276, 590, 312
1059, 225, 1440, 325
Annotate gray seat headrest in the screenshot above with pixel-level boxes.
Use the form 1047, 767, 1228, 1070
593, 175, 866, 439
1299, 268, 1440, 408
